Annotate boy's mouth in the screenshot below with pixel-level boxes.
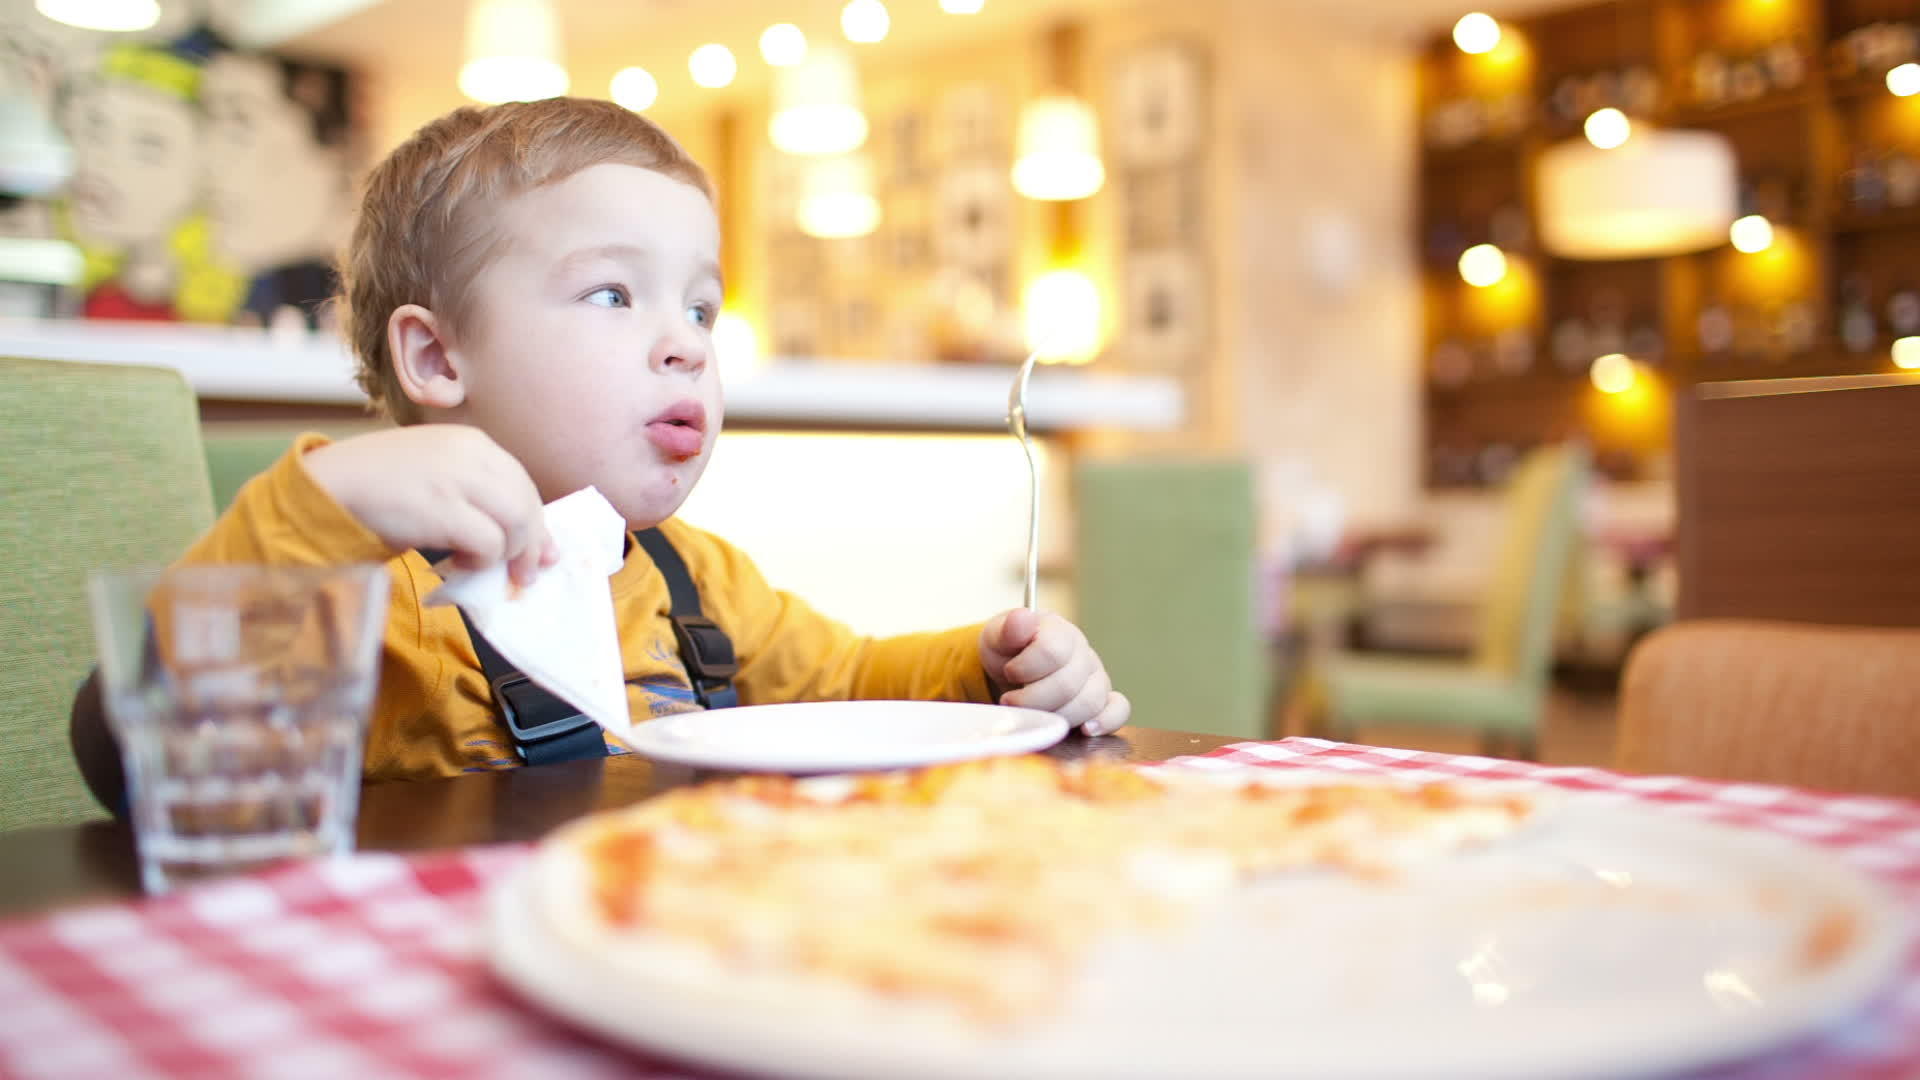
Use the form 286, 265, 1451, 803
646, 400, 707, 459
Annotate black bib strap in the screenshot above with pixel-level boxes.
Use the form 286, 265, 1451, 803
633, 527, 740, 710
452, 605, 609, 766
421, 524, 738, 767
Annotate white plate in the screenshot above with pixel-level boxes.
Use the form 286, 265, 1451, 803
490, 779, 1911, 1080
613, 700, 1069, 772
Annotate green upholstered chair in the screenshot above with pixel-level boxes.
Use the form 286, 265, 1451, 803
1313, 443, 1589, 758
202, 419, 388, 512
0, 357, 215, 830
1072, 459, 1266, 739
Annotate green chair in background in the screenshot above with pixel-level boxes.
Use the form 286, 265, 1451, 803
202, 419, 388, 512
0, 358, 216, 830
1073, 459, 1266, 739
1309, 443, 1589, 759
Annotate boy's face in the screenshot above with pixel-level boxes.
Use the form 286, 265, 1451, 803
448, 163, 724, 529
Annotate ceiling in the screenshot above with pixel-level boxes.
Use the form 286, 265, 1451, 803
279, 0, 1581, 127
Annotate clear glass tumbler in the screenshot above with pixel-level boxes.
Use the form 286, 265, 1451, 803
88, 564, 387, 894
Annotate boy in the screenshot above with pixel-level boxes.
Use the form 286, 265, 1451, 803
73, 97, 1128, 792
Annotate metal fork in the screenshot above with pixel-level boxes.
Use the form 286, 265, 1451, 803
1007, 350, 1041, 611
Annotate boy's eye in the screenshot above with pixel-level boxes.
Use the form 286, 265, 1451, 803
687, 304, 714, 327
585, 286, 628, 308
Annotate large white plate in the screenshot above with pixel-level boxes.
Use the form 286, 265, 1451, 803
613, 700, 1069, 772
489, 777, 1912, 1080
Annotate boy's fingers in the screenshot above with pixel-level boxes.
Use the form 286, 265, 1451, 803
1081, 691, 1131, 737
989, 608, 1041, 655
1000, 622, 1080, 686
1000, 653, 1099, 714
440, 503, 506, 571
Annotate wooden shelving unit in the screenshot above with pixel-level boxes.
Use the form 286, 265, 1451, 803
1419, 0, 1920, 488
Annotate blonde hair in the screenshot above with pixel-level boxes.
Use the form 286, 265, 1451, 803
338, 97, 713, 421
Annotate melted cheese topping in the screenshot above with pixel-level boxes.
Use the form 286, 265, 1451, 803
570, 756, 1532, 1022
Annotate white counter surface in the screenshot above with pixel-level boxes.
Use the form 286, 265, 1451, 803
0, 319, 1183, 432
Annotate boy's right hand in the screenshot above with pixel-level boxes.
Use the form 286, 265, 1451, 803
303, 425, 558, 586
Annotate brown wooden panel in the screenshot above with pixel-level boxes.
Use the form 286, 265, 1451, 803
1676, 376, 1920, 625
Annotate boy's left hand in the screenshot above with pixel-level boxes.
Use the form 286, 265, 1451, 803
980, 609, 1130, 737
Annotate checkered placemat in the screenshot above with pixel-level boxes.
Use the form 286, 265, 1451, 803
1166, 738, 1920, 1080
0, 737, 1916, 1080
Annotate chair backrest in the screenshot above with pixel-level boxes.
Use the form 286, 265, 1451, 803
203, 419, 388, 512
1470, 442, 1588, 685
1676, 378, 1920, 627
1617, 619, 1920, 798
1073, 459, 1266, 739
0, 357, 215, 830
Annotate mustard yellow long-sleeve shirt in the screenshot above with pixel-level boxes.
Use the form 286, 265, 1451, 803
179, 434, 993, 781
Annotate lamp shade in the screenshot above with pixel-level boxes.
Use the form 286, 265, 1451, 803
459, 0, 569, 104
1012, 95, 1104, 201
1536, 129, 1737, 260
797, 154, 880, 238
770, 47, 868, 155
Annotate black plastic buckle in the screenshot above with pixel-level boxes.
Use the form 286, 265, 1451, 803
671, 615, 738, 679
490, 672, 598, 759
670, 615, 737, 703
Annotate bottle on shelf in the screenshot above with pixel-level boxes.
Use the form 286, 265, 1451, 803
1729, 58, 1768, 101
1777, 301, 1818, 356
1763, 40, 1805, 91
1885, 153, 1920, 210
1692, 51, 1730, 107
1887, 287, 1920, 338
1847, 152, 1888, 216
1626, 321, 1664, 365
1698, 297, 1735, 356
1552, 316, 1591, 372
1839, 276, 1878, 354
1493, 327, 1534, 375
1489, 204, 1530, 251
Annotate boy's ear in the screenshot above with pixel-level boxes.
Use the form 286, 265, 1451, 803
387, 304, 466, 411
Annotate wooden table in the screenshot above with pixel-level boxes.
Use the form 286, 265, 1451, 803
0, 726, 1238, 920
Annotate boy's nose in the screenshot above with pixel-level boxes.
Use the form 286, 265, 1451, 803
648, 329, 709, 375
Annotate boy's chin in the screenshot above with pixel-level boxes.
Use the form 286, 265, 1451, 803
610, 483, 695, 532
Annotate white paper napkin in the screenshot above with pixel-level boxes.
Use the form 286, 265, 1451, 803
423, 487, 634, 741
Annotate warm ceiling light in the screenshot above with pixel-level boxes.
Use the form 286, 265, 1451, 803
1890, 63, 1920, 98
1012, 96, 1105, 200
689, 43, 738, 89
33, 0, 158, 32
1024, 269, 1103, 364
942, 0, 986, 11
1590, 353, 1637, 394
1729, 214, 1773, 253
1452, 13, 1501, 55
760, 23, 806, 67
1585, 107, 1631, 150
1895, 337, 1920, 370
609, 67, 657, 111
770, 46, 868, 155
459, 0, 569, 104
841, 0, 889, 44
1458, 243, 1507, 287
797, 154, 881, 238
1537, 128, 1738, 259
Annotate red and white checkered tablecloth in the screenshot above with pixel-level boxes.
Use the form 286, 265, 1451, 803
1, 737, 1917, 1080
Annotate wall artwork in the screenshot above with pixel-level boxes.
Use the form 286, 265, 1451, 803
0, 0, 358, 326
760, 78, 1022, 363
1110, 39, 1210, 377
